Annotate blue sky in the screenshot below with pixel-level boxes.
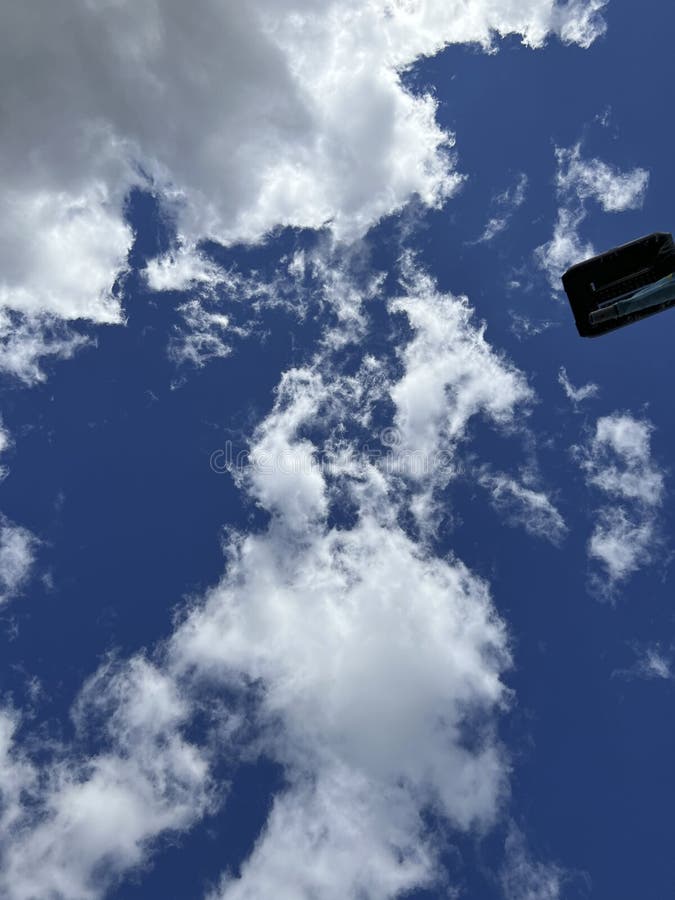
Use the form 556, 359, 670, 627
1, 2, 675, 899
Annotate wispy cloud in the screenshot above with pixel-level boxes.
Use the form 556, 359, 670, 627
173, 268, 517, 896
478, 469, 568, 545
575, 413, 665, 591
509, 312, 559, 341
0, 433, 37, 606
501, 825, 572, 900
613, 644, 673, 681
0, 311, 92, 386
472, 173, 528, 244
536, 143, 650, 291
558, 366, 599, 407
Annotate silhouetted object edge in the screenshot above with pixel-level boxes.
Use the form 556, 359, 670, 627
562, 232, 675, 337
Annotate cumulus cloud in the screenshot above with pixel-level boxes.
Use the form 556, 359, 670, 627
588, 508, 653, 585
575, 413, 665, 589
0, 659, 212, 900
173, 416, 511, 899
536, 143, 649, 290
0, 2, 614, 887
165, 258, 541, 897
2, 0, 607, 378
390, 255, 532, 476
584, 415, 664, 507
536, 207, 594, 291
210, 763, 437, 900
558, 366, 599, 407
0, 253, 547, 898
380, 256, 534, 538
478, 470, 567, 545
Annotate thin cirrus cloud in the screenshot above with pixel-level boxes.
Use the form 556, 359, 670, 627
612, 644, 673, 681
478, 469, 568, 545
1, 0, 607, 382
472, 173, 529, 244
558, 366, 599, 407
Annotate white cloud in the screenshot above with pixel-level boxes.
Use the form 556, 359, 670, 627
0, 186, 132, 323
390, 255, 532, 476
245, 368, 330, 533
0, 5, 617, 894
0, 659, 212, 900
508, 313, 558, 341
479, 470, 567, 545
613, 644, 673, 682
0, 253, 542, 899
169, 300, 233, 368
145, 246, 226, 293
536, 143, 649, 290
576, 413, 665, 588
2, 0, 607, 377
172, 502, 510, 898
558, 366, 599, 407
0, 420, 9, 459
0, 311, 92, 386
635, 647, 672, 680
0, 421, 9, 483
555, 144, 649, 213
535, 206, 595, 291
588, 508, 653, 584
0, 518, 37, 607
585, 415, 663, 507
210, 763, 438, 900
167, 259, 535, 897
0, 711, 36, 836
0, 430, 38, 606
501, 826, 566, 900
